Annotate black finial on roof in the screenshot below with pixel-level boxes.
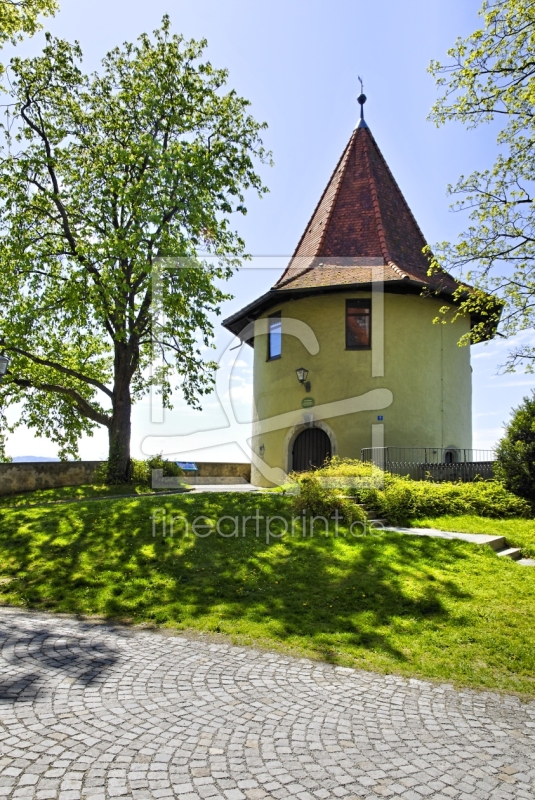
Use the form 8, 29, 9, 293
357, 76, 368, 129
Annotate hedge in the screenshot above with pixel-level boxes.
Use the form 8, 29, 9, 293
290, 457, 530, 526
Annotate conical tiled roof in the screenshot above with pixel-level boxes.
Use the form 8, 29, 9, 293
274, 121, 458, 293
222, 116, 469, 340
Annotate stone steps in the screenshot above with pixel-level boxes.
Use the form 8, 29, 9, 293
351, 503, 535, 566
496, 546, 523, 561
485, 536, 507, 552
376, 524, 535, 566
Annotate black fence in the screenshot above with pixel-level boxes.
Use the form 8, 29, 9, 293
360, 447, 496, 482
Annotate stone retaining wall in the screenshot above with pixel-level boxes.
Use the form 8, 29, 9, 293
194, 462, 251, 481
0, 460, 252, 496
0, 461, 102, 496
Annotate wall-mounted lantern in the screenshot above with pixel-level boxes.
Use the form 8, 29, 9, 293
295, 367, 311, 393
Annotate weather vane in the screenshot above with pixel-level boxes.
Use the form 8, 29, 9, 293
357, 75, 367, 123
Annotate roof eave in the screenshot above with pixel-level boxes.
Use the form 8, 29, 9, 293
222, 278, 476, 344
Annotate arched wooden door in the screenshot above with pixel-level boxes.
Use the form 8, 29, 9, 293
292, 427, 332, 472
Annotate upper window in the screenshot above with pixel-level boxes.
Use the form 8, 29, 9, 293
267, 311, 282, 360
346, 300, 371, 349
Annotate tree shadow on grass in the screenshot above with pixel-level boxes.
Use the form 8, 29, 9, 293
0, 493, 477, 668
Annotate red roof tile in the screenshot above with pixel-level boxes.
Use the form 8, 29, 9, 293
222, 118, 483, 340
275, 122, 458, 294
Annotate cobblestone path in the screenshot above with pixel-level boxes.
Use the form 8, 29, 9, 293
1, 607, 534, 800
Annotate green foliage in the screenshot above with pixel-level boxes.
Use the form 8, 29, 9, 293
0, 18, 269, 469
0, 403, 12, 462
428, 0, 535, 370
290, 472, 367, 525
495, 392, 535, 501
315, 456, 393, 484
375, 477, 529, 526
131, 455, 184, 485
311, 456, 395, 509
292, 457, 529, 527
0, 0, 57, 48
94, 455, 185, 486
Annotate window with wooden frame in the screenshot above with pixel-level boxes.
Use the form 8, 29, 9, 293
267, 311, 282, 360
346, 299, 371, 349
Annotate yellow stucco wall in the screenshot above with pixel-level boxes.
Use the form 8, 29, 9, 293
250, 291, 472, 486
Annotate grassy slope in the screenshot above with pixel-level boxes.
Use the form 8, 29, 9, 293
0, 483, 186, 508
414, 515, 535, 559
0, 492, 534, 696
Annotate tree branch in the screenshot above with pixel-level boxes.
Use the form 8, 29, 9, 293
11, 377, 111, 427
1, 343, 113, 398
19, 98, 116, 339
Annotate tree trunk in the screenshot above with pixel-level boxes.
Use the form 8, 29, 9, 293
106, 350, 133, 484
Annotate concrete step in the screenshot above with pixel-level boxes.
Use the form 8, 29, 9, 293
496, 547, 523, 561
379, 525, 533, 566
383, 526, 506, 548
486, 536, 507, 552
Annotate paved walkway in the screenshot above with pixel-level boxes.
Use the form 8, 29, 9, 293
1, 608, 535, 800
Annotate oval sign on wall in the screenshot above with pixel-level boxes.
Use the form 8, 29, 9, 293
301, 397, 315, 408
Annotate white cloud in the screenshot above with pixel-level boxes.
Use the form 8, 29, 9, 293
228, 383, 253, 404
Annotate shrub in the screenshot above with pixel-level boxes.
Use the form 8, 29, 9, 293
315, 456, 387, 482
312, 456, 393, 508
95, 455, 184, 486
290, 457, 529, 527
375, 476, 530, 526
131, 455, 184, 486
290, 472, 367, 524
495, 392, 535, 503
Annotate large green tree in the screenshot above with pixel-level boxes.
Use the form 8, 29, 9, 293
0, 19, 269, 481
428, 0, 535, 368
0, 0, 57, 48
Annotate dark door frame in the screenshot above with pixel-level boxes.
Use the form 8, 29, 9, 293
291, 426, 332, 472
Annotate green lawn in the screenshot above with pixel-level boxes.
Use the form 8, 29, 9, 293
0, 482, 188, 508
0, 491, 535, 696
414, 515, 535, 559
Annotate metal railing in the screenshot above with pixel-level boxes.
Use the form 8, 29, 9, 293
360, 447, 496, 482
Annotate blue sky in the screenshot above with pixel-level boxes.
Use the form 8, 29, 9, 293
4, 0, 534, 461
